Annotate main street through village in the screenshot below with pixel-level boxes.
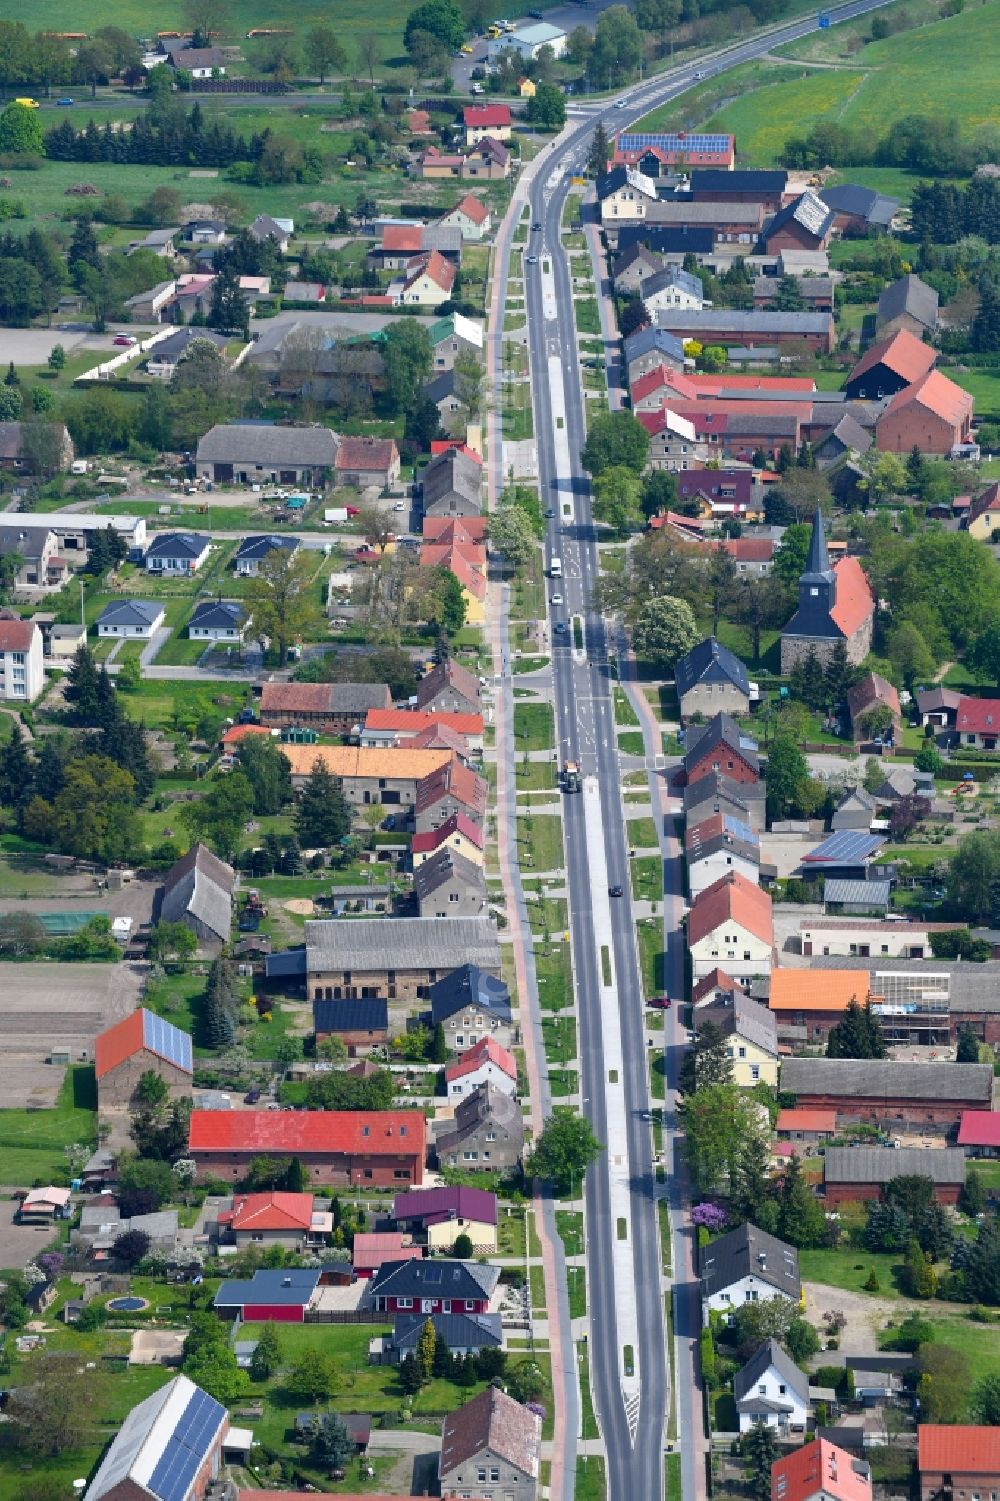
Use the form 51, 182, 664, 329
486, 0, 902, 1497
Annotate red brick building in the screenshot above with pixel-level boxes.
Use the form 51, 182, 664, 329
876, 369, 974, 456
188, 1109, 427, 1186
780, 1057, 994, 1134
918, 1427, 1000, 1501
683, 712, 760, 786
822, 1146, 966, 1206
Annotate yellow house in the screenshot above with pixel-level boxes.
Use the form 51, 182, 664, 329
518, 76, 536, 97
967, 483, 1000, 540
697, 989, 780, 1088
411, 813, 485, 869
426, 1212, 496, 1253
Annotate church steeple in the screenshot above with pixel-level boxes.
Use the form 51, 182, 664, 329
797, 507, 836, 620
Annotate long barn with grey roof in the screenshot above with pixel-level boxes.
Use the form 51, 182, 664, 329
305, 915, 501, 1005
781, 1056, 994, 1133
823, 1146, 966, 1205
160, 843, 235, 949
195, 422, 339, 486
84, 1374, 228, 1501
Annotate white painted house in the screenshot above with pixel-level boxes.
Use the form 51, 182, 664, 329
642, 267, 705, 317
144, 532, 211, 575
187, 599, 246, 643
0, 615, 44, 702
96, 600, 166, 640
687, 871, 774, 981
733, 1339, 810, 1434
686, 813, 761, 900
445, 1036, 518, 1101
700, 1222, 801, 1324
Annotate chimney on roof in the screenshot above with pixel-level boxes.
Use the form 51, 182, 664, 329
758, 1252, 767, 1268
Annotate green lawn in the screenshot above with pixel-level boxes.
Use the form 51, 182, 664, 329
627, 817, 659, 848
534, 939, 573, 1012
575, 298, 602, 336
513, 702, 555, 752
949, 366, 1000, 420
613, 687, 640, 728
517, 812, 565, 871
555, 1209, 584, 1257
618, 730, 646, 756
630, 855, 663, 903
576, 1456, 607, 1501
515, 757, 555, 791
799, 1246, 907, 1296
567, 1264, 586, 1318
541, 1014, 577, 1065
703, 65, 867, 165
0, 1064, 97, 1185
637, 917, 666, 999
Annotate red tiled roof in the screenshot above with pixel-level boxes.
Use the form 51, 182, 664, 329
631, 365, 701, 404
95, 1008, 193, 1079
407, 109, 432, 133
420, 540, 487, 571
848, 328, 936, 388
453, 193, 489, 225
221, 724, 273, 746
411, 811, 485, 854
691, 968, 743, 1002
881, 368, 973, 428
829, 555, 875, 639
382, 225, 424, 253
847, 671, 900, 722
719, 538, 775, 562
429, 442, 483, 466
260, 681, 333, 714
441, 1386, 540, 1480
189, 1109, 427, 1157
230, 1191, 314, 1232
687, 870, 773, 948
415, 756, 488, 818
0, 617, 37, 652
336, 435, 399, 473
772, 1439, 872, 1501
422, 512, 486, 541
957, 1110, 1000, 1148
464, 104, 511, 128
445, 1035, 517, 1083
918, 1427, 1000, 1475
424, 545, 488, 600
409, 722, 471, 754
955, 694, 1000, 736
366, 708, 484, 738
352, 1232, 423, 1271
776, 1108, 838, 1134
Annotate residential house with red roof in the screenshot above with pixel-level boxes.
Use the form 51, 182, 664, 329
0, 613, 43, 701
687, 870, 774, 980
844, 328, 937, 401
439, 1386, 541, 1501
188, 1109, 427, 1186
362, 709, 484, 754
772, 1438, 872, 1501
966, 482, 1000, 541
335, 436, 401, 489
415, 757, 488, 833
411, 811, 485, 869
220, 1191, 332, 1249
847, 672, 901, 744
438, 193, 492, 241
393, 249, 456, 309
445, 1036, 518, 1103
775, 1107, 838, 1151
95, 1008, 193, 1109
780, 509, 874, 671
352, 1231, 423, 1277
393, 1184, 498, 1253
875, 369, 974, 455
463, 104, 512, 145
918, 1427, 1000, 1501
957, 1109, 1000, 1157
462, 136, 510, 181
955, 694, 1000, 750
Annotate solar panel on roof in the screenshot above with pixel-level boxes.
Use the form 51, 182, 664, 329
619, 133, 732, 152
142, 1010, 193, 1073
147, 1387, 225, 1501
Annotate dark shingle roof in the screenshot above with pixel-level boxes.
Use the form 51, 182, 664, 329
393, 1311, 502, 1351
414, 845, 486, 904
97, 599, 162, 630
676, 638, 750, 699
624, 324, 686, 366
819, 183, 898, 228
429, 963, 511, 1025
313, 998, 388, 1034
188, 599, 244, 632
733, 1339, 808, 1404
824, 1146, 966, 1186
701, 1222, 800, 1300
877, 273, 939, 332
763, 191, 835, 245
235, 534, 301, 563
683, 712, 760, 776
368, 1257, 499, 1302
691, 169, 787, 195
145, 531, 210, 561
440, 1386, 541, 1480
781, 1057, 994, 1104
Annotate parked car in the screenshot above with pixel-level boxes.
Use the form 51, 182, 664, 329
113, 334, 137, 347
57, 96, 74, 105
648, 996, 672, 1009
244, 1089, 261, 1103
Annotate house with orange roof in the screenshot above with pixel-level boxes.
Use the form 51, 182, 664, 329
419, 542, 487, 623
844, 327, 937, 401
767, 968, 870, 1045
411, 811, 486, 869
965, 481, 1000, 541
279, 744, 454, 804
846, 671, 901, 743
780, 508, 874, 671
221, 1191, 331, 1250
438, 192, 492, 241
875, 368, 974, 455
463, 103, 512, 145
189, 1110, 427, 1186
772, 1437, 872, 1501
918, 1428, 1000, 1501
362, 708, 484, 754
392, 249, 456, 309
445, 1035, 518, 1103
687, 870, 774, 980
775, 1107, 838, 1150
95, 1007, 193, 1110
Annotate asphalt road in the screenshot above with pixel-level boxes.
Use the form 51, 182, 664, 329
511, 0, 901, 1497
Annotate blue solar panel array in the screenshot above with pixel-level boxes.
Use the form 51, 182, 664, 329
147, 1386, 226, 1501
805, 831, 883, 864
618, 132, 733, 153
723, 815, 759, 847
141, 1008, 194, 1074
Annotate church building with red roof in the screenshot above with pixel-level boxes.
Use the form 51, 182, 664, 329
780, 509, 875, 672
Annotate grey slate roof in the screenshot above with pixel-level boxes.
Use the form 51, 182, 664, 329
691, 169, 787, 195
421, 448, 482, 510
97, 599, 162, 630
368, 1257, 499, 1303
816, 413, 873, 457
764, 191, 835, 244
623, 324, 686, 367
234, 533, 301, 563
0, 522, 50, 561
149, 328, 227, 364
414, 845, 487, 903
188, 599, 245, 632
733, 1339, 808, 1405
683, 712, 759, 775
612, 243, 667, 283
645, 201, 764, 226
160, 842, 235, 943
196, 422, 339, 466
305, 916, 501, 975
393, 1311, 502, 1351
145, 531, 210, 561
819, 183, 899, 228
877, 273, 939, 331
700, 989, 777, 1056
823, 878, 891, 910
425, 369, 458, 405
655, 309, 832, 335
642, 266, 704, 301
781, 1057, 994, 1104
250, 213, 288, 243
437, 1082, 525, 1154
837, 786, 877, 813
824, 1146, 966, 1186
430, 963, 511, 1025
684, 771, 766, 818
701, 1222, 801, 1300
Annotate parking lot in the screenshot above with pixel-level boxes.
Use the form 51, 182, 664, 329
0, 327, 122, 365
0, 962, 145, 1106
0, 1199, 67, 1269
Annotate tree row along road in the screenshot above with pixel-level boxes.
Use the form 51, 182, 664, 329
486, 1, 902, 1499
